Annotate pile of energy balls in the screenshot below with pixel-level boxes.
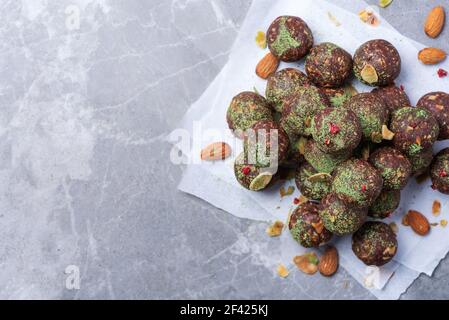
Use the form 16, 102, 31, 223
226, 15, 449, 267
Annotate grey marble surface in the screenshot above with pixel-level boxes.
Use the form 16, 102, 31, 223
0, 0, 448, 299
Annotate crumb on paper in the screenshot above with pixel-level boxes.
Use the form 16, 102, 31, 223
389, 222, 398, 234
359, 8, 380, 26
379, 0, 393, 9
430, 222, 439, 227
280, 185, 295, 198
327, 12, 341, 26
277, 264, 289, 278
441, 219, 448, 228
401, 213, 410, 226
266, 220, 285, 237
432, 200, 441, 216
255, 31, 267, 49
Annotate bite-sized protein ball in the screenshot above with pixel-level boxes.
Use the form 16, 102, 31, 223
417, 92, 449, 140
353, 39, 401, 87
320, 86, 355, 108
390, 107, 439, 157
371, 84, 411, 115
352, 221, 398, 266
234, 153, 275, 191
289, 201, 333, 248
345, 93, 388, 143
305, 42, 353, 88
227, 92, 273, 138
369, 147, 411, 190
332, 158, 383, 208
319, 193, 367, 236
303, 140, 351, 174
430, 148, 449, 194
409, 147, 433, 177
266, 16, 314, 62
280, 86, 331, 137
311, 107, 362, 154
266, 68, 311, 113
243, 120, 289, 168
295, 162, 331, 200
368, 189, 401, 219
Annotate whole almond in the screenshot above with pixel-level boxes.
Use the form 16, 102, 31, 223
424, 6, 445, 38
200, 142, 231, 161
256, 52, 280, 79
407, 210, 430, 236
319, 246, 339, 277
418, 47, 447, 65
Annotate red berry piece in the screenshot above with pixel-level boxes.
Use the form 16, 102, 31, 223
438, 68, 448, 78
241, 166, 251, 175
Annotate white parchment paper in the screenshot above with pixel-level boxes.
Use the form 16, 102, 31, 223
170, 0, 449, 299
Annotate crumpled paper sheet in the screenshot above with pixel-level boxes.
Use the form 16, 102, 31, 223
170, 0, 449, 299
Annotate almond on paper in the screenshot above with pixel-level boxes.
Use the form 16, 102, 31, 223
407, 210, 430, 236
424, 6, 445, 38
318, 246, 339, 277
256, 52, 280, 79
418, 47, 447, 65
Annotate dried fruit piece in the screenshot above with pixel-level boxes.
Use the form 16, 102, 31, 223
319, 246, 339, 277
201, 142, 232, 161
307, 172, 332, 183
280, 185, 295, 198
382, 125, 395, 140
266, 220, 284, 237
255, 31, 267, 49
432, 200, 441, 216
379, 0, 393, 8
438, 68, 448, 78
293, 253, 319, 275
441, 219, 448, 227
327, 12, 341, 27
360, 64, 379, 84
389, 222, 398, 234
359, 9, 380, 26
249, 172, 273, 191
418, 47, 447, 65
256, 52, 280, 79
424, 6, 445, 38
407, 210, 430, 236
277, 264, 289, 278
430, 222, 439, 227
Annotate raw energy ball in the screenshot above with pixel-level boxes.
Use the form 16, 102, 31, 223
311, 107, 362, 154
289, 201, 332, 247
430, 148, 449, 194
304, 140, 351, 174
234, 153, 274, 191
305, 42, 353, 88
352, 221, 398, 266
295, 162, 331, 200
368, 189, 401, 219
409, 148, 433, 176
227, 92, 273, 138
281, 86, 330, 137
267, 16, 314, 62
417, 92, 449, 140
345, 93, 388, 143
319, 193, 367, 235
332, 158, 383, 208
353, 39, 401, 87
243, 120, 289, 167
266, 68, 311, 113
372, 85, 411, 115
369, 147, 411, 190
390, 107, 439, 157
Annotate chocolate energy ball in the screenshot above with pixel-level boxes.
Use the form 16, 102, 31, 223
345, 93, 388, 143
311, 107, 362, 154
289, 201, 332, 248
280, 86, 331, 137
227, 92, 273, 138
353, 39, 401, 87
409, 147, 433, 177
304, 139, 351, 174
430, 148, 449, 194
295, 162, 331, 200
267, 16, 314, 62
319, 193, 367, 235
321, 86, 355, 108
234, 153, 274, 191
369, 147, 411, 190
266, 68, 311, 113
417, 92, 449, 140
352, 221, 398, 266
372, 85, 411, 115
390, 107, 439, 157
305, 42, 353, 88
368, 189, 401, 219
243, 120, 289, 167
332, 158, 383, 208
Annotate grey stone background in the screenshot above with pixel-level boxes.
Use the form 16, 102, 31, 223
0, 0, 448, 299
